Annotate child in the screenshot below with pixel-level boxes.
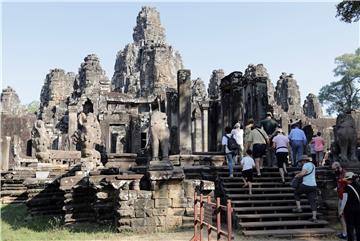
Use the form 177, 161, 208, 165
241, 149, 256, 195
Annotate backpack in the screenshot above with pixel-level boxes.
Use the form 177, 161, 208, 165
225, 135, 239, 151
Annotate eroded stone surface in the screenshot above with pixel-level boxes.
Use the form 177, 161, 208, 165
275, 72, 303, 120
303, 93, 323, 119
112, 7, 183, 96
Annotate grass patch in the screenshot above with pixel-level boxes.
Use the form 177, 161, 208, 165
1, 204, 122, 241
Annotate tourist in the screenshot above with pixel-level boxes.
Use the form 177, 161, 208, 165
272, 129, 289, 184
309, 135, 317, 166
246, 123, 269, 176
313, 132, 325, 165
260, 112, 279, 167
339, 172, 360, 241
288, 122, 307, 167
231, 122, 244, 164
244, 118, 255, 148
222, 126, 235, 177
292, 155, 318, 223
240, 149, 255, 195
332, 162, 348, 240
321, 148, 331, 166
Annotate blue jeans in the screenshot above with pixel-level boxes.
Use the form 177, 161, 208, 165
226, 153, 234, 176
291, 140, 304, 166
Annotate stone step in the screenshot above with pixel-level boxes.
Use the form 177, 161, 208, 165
239, 220, 328, 228
234, 205, 311, 213
221, 177, 292, 182
242, 227, 335, 237
218, 171, 292, 177
227, 193, 296, 199
232, 199, 308, 206
224, 187, 293, 193
223, 182, 290, 187
236, 212, 317, 220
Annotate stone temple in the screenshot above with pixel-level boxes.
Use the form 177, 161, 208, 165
1, 6, 359, 237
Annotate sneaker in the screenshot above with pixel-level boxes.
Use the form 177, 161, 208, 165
257, 173, 261, 177
292, 208, 302, 213
337, 233, 347, 239
308, 217, 318, 223
229, 174, 233, 178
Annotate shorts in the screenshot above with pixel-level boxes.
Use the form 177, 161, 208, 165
276, 152, 288, 167
252, 144, 267, 158
242, 169, 253, 182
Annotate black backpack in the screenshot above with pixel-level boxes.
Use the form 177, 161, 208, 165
225, 135, 239, 151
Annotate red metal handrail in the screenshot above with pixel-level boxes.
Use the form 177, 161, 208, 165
190, 193, 233, 241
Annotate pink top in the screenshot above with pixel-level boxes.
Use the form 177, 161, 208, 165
314, 136, 325, 152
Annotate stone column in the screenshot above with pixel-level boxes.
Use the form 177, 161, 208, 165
68, 105, 78, 150
1, 136, 11, 171
193, 107, 202, 153
201, 102, 209, 152
177, 70, 192, 154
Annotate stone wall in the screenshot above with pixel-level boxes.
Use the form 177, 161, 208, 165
115, 179, 195, 232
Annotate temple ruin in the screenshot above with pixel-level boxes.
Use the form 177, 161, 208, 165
1, 6, 359, 238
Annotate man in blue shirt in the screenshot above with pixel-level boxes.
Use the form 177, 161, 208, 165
293, 155, 317, 222
288, 122, 307, 167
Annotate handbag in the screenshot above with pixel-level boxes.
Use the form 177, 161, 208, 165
291, 164, 314, 189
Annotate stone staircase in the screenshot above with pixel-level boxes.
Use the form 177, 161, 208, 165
216, 166, 335, 237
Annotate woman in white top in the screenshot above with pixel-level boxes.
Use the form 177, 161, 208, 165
231, 122, 244, 163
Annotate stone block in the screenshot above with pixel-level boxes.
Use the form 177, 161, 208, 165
172, 197, 188, 208
154, 198, 171, 208
117, 226, 132, 233
167, 207, 185, 216
134, 199, 154, 210
135, 208, 153, 218
155, 216, 166, 226
118, 190, 129, 201
182, 180, 195, 198
151, 183, 169, 198
128, 190, 138, 200
144, 216, 156, 227
131, 218, 145, 227
117, 200, 134, 209
166, 180, 183, 191
168, 189, 184, 199
116, 207, 135, 218
117, 218, 131, 226
185, 207, 194, 216
152, 208, 167, 216
166, 215, 183, 228
137, 190, 152, 199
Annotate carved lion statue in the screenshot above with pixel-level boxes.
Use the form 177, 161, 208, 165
31, 120, 50, 162
72, 112, 102, 168
150, 110, 170, 161
334, 113, 358, 162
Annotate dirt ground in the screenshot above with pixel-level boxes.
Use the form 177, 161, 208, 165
97, 229, 340, 241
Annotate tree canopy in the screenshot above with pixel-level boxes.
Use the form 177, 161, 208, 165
336, 1, 360, 23
318, 48, 360, 115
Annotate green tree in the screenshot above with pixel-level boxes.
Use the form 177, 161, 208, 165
336, 1, 360, 23
318, 48, 360, 115
26, 101, 40, 114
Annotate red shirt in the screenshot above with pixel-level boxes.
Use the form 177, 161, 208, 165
337, 169, 347, 199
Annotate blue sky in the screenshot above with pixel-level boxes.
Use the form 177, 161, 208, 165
2, 2, 359, 105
